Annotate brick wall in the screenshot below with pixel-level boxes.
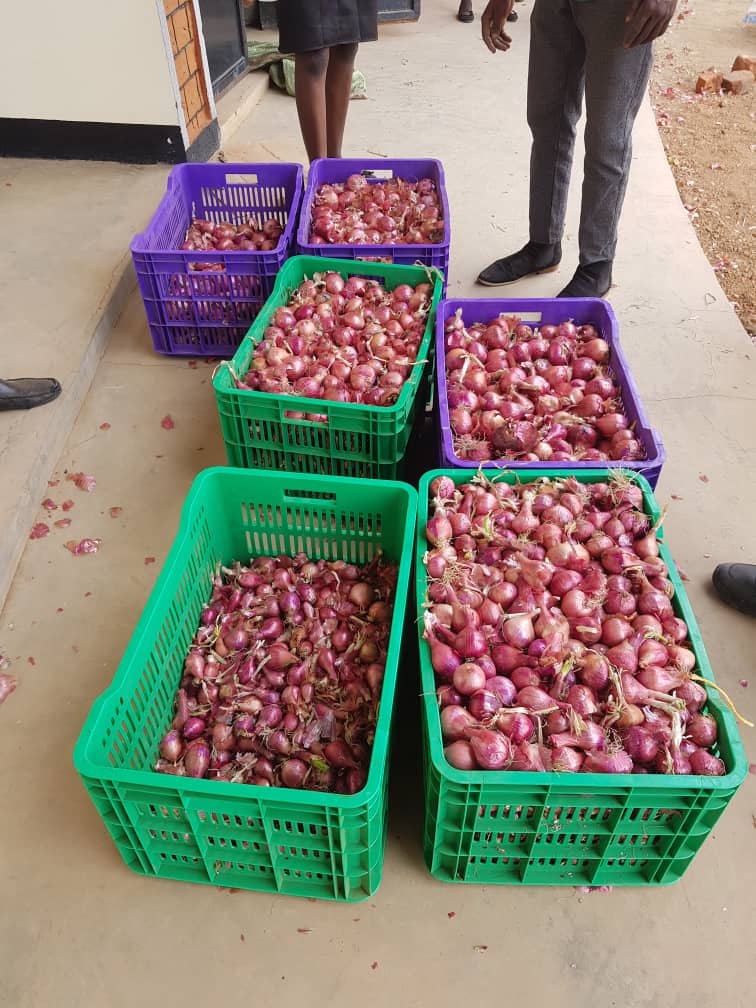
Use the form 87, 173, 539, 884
163, 0, 212, 144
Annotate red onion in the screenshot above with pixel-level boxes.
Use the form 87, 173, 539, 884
606, 637, 640, 674
675, 679, 707, 712
487, 676, 517, 706
319, 739, 355, 769
551, 747, 584, 772
182, 716, 206, 741
502, 614, 536, 649
510, 741, 547, 772
280, 759, 309, 789
638, 665, 685, 693
656, 748, 692, 775
549, 721, 606, 752
495, 711, 535, 744
438, 685, 464, 708
159, 729, 183, 763
184, 740, 210, 778
453, 662, 487, 696
467, 728, 513, 770
468, 689, 502, 720
583, 750, 633, 774
453, 626, 489, 660
689, 749, 725, 776
444, 740, 477, 770
420, 473, 729, 777
516, 685, 556, 712
426, 633, 461, 682
688, 712, 718, 748
156, 551, 397, 792
440, 705, 478, 741
566, 684, 599, 717
667, 644, 696, 674
623, 726, 659, 764
638, 639, 669, 668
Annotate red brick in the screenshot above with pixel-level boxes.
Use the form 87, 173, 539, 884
171, 8, 193, 51
183, 77, 203, 121
186, 114, 203, 144
722, 70, 754, 95
174, 50, 191, 88
185, 40, 199, 76
731, 54, 755, 75
180, 88, 192, 126
695, 69, 723, 94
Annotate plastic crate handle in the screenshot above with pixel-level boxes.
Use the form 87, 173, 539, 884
224, 173, 260, 185
282, 487, 338, 505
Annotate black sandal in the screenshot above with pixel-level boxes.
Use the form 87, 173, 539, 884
478, 241, 562, 287
0, 377, 62, 411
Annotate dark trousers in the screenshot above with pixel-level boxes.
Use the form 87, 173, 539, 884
527, 0, 654, 263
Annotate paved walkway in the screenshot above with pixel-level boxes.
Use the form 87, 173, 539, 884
1, 5, 754, 1006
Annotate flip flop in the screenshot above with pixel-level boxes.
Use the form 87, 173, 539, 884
457, 11, 474, 21
0, 377, 62, 411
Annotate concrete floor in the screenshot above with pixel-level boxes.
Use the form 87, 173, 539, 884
1, 4, 756, 1005
0, 159, 169, 607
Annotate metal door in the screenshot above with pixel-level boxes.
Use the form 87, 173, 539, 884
197, 0, 248, 96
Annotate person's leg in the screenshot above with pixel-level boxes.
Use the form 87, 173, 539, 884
527, 0, 585, 246
478, 0, 584, 285
324, 42, 359, 158
574, 0, 653, 267
294, 48, 329, 162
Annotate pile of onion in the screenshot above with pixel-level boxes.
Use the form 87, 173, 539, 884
182, 216, 283, 253
422, 472, 747, 776
309, 174, 444, 246
230, 271, 432, 407
155, 551, 397, 793
443, 311, 645, 464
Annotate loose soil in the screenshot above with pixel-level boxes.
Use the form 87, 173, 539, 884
651, 0, 756, 336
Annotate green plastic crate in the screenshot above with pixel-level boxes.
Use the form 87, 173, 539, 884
415, 468, 748, 887
213, 255, 443, 479
73, 467, 417, 901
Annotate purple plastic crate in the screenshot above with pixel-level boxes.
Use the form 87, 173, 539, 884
131, 162, 304, 356
296, 158, 450, 284
435, 297, 665, 488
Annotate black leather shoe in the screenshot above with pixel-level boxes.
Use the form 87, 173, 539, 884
557, 261, 613, 298
712, 563, 756, 617
0, 377, 62, 411
478, 241, 562, 287
507, 10, 518, 20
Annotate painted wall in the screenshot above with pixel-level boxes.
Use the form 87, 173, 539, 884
0, 1, 179, 126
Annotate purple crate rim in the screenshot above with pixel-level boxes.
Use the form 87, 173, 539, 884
435, 296, 665, 487
131, 161, 304, 260
297, 157, 450, 260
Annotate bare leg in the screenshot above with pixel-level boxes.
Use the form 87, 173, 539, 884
325, 42, 359, 158
294, 48, 329, 162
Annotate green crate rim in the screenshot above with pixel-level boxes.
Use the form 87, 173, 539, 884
415, 467, 748, 791
212, 255, 443, 419
73, 466, 418, 810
